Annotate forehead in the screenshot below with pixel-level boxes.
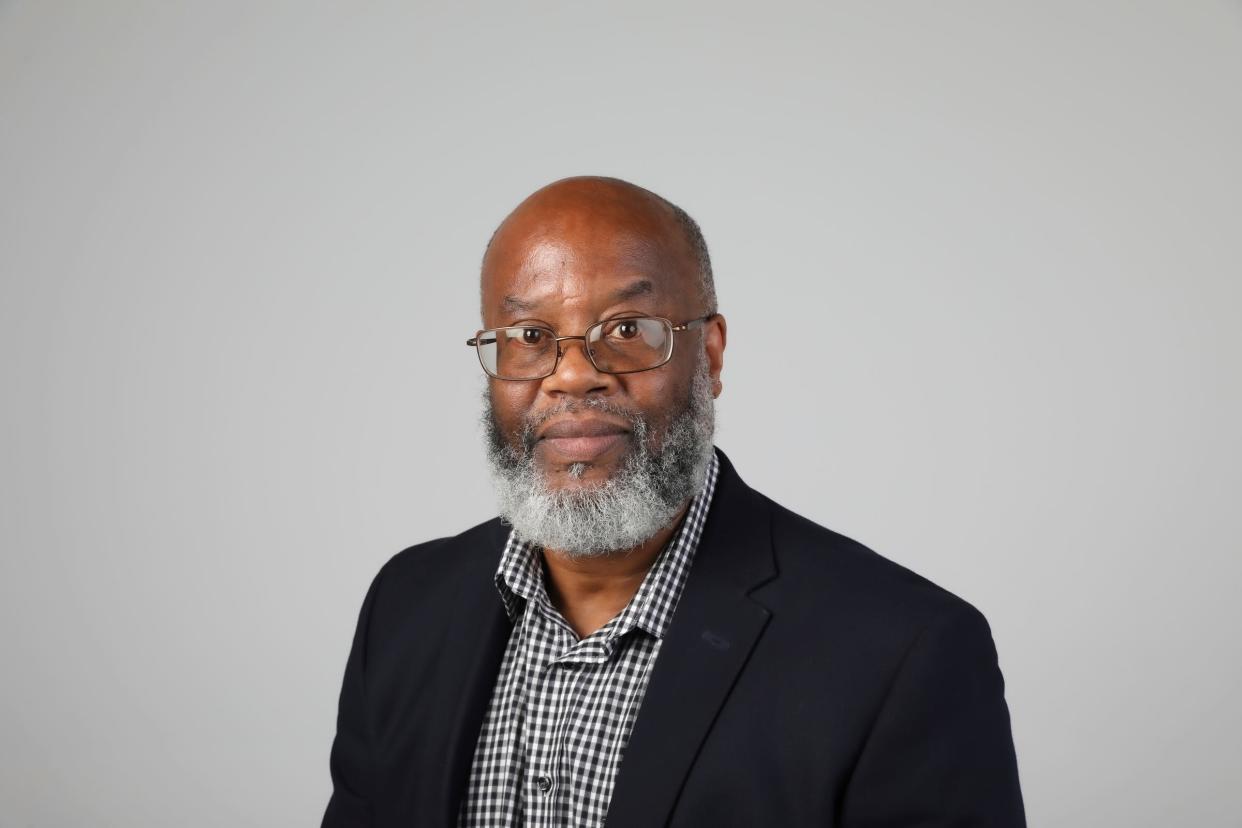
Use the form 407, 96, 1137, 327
481, 196, 698, 321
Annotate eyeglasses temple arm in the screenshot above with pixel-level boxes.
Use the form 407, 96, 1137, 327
671, 313, 718, 332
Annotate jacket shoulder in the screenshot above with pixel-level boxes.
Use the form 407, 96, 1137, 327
760, 495, 989, 637
367, 516, 507, 607
385, 516, 506, 571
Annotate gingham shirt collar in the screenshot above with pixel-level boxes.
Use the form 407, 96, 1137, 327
494, 450, 721, 644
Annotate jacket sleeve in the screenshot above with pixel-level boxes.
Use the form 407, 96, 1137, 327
321, 565, 387, 828
840, 603, 1027, 827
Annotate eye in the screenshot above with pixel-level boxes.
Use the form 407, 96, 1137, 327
608, 319, 641, 340
519, 327, 545, 345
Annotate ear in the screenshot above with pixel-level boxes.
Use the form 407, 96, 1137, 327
704, 313, 727, 398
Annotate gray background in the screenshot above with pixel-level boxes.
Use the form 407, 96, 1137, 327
2, 2, 1239, 826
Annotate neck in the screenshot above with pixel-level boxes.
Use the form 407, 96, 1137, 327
542, 498, 691, 640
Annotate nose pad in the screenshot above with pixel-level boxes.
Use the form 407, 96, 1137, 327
540, 334, 616, 395
555, 339, 597, 372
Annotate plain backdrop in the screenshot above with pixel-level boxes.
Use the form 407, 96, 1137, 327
2, 2, 1239, 826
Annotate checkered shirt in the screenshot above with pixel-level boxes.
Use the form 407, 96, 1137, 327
457, 450, 720, 828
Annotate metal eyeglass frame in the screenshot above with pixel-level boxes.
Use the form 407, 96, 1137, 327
466, 313, 717, 381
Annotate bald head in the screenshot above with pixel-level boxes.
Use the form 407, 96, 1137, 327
481, 177, 716, 319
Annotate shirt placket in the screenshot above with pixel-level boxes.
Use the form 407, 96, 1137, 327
520, 596, 585, 825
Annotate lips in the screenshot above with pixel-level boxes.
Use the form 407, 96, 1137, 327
537, 417, 630, 462
538, 417, 630, 440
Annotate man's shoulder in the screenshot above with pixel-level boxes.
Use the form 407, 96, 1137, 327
369, 515, 507, 602
754, 492, 991, 640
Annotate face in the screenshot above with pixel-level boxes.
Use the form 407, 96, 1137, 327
479, 180, 727, 494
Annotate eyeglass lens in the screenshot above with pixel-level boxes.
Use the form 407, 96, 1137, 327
478, 317, 674, 379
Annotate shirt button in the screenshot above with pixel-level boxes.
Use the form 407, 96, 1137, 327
536, 775, 553, 794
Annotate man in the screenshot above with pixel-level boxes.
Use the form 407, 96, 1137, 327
322, 177, 1026, 827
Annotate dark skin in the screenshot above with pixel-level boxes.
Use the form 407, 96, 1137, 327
482, 177, 727, 639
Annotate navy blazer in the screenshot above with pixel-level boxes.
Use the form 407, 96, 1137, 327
323, 447, 1026, 826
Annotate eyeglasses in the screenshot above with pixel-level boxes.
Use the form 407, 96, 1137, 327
466, 314, 716, 381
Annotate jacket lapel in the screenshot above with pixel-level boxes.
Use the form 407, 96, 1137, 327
605, 448, 777, 828
430, 518, 514, 826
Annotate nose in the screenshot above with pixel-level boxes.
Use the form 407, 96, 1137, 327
541, 337, 617, 398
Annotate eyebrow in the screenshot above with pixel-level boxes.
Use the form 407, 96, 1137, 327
500, 279, 655, 315
610, 279, 654, 303
501, 295, 537, 314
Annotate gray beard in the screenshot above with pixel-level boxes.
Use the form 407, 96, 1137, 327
482, 351, 716, 559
